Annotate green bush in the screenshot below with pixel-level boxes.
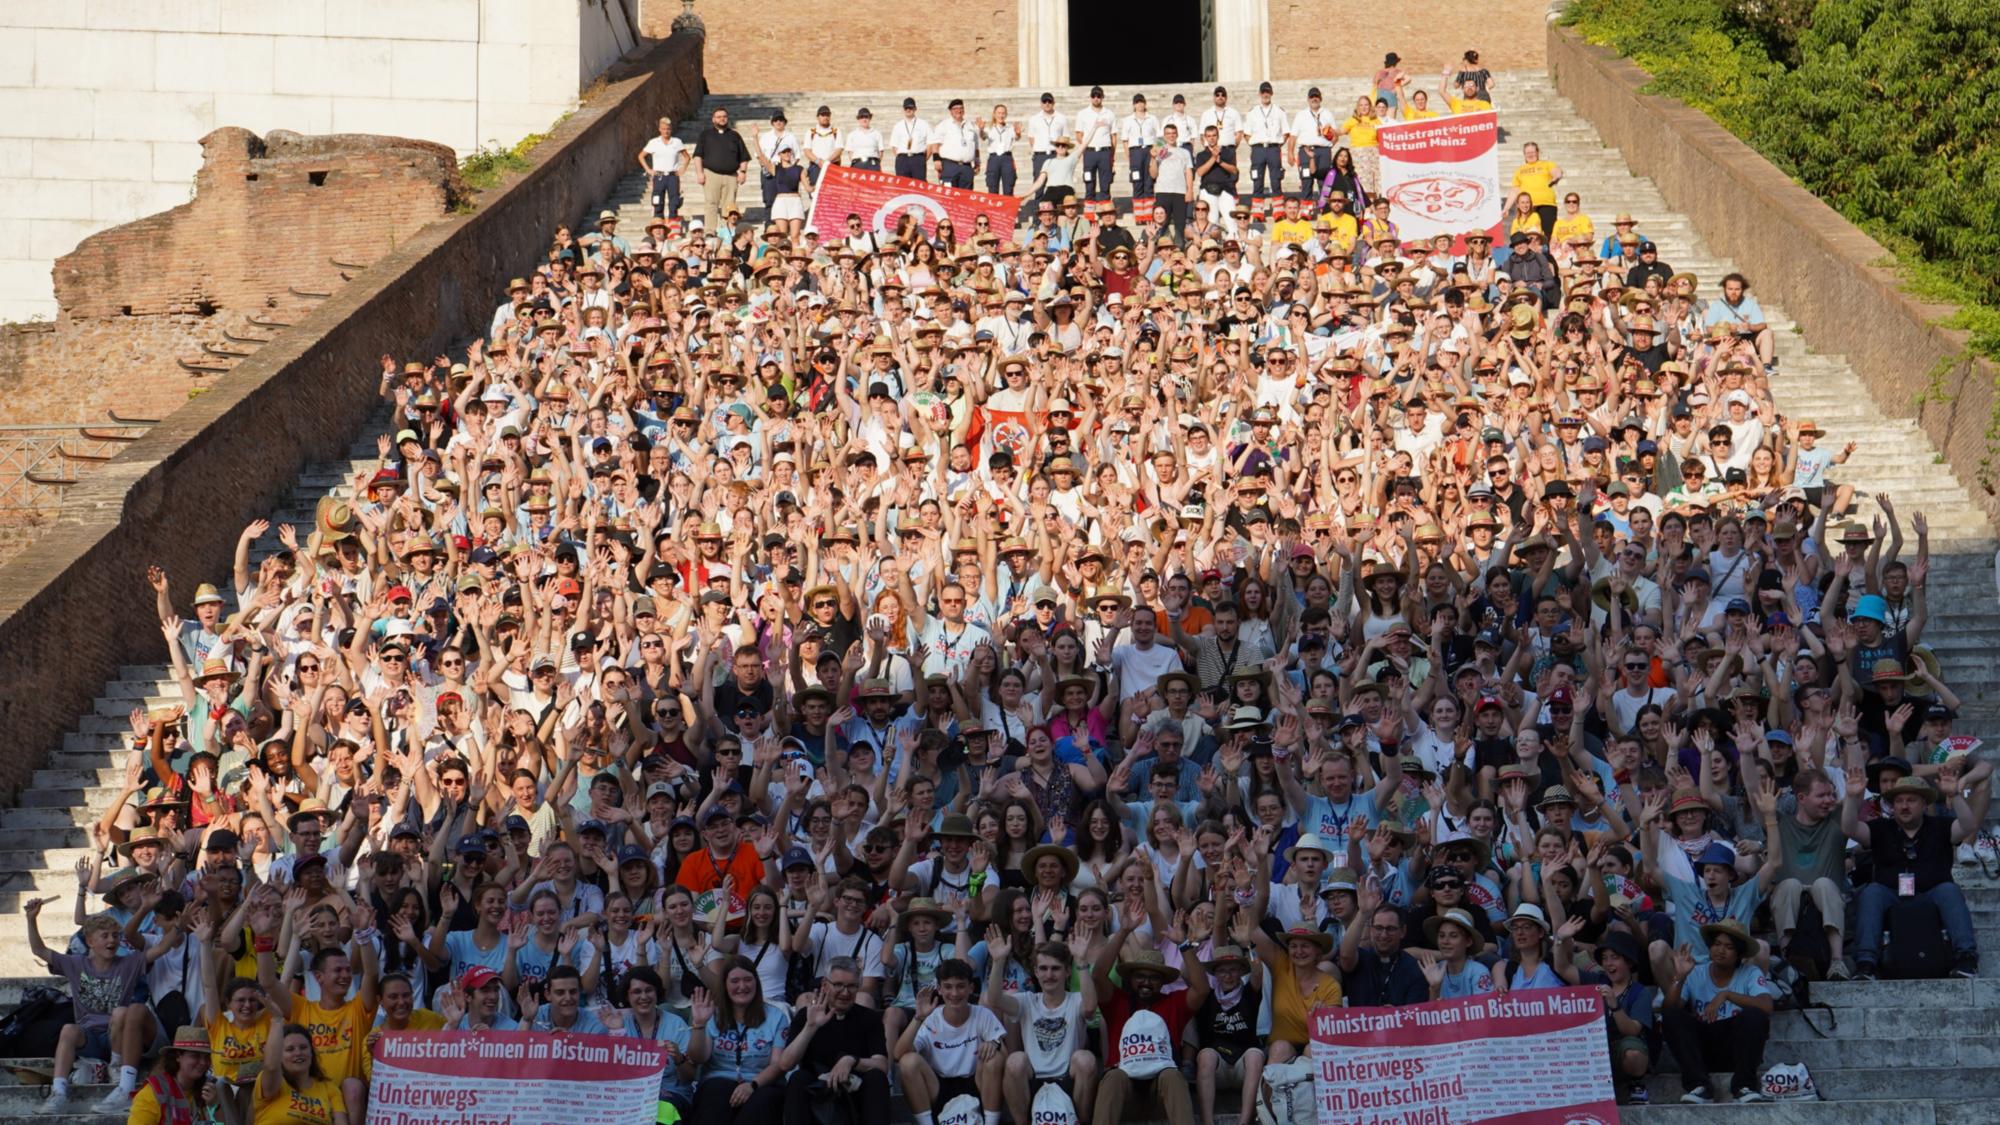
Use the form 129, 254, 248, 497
1565, 0, 2000, 344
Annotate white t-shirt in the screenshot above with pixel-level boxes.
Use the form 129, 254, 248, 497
642, 135, 686, 174
1009, 990, 1085, 1078
1112, 642, 1185, 701
806, 921, 884, 980
913, 1004, 1008, 1078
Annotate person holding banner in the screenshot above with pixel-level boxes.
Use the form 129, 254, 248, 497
604, 966, 699, 1121
1230, 909, 1341, 1063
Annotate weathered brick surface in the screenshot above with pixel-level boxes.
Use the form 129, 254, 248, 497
1270, 0, 1547, 80
54, 129, 460, 320
0, 33, 706, 801
640, 1, 1017, 93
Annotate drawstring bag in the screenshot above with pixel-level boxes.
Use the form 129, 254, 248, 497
1116, 1009, 1175, 1078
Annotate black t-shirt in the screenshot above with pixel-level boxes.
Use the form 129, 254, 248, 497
1196, 988, 1263, 1060
693, 127, 751, 175
1867, 814, 1954, 893
787, 1003, 887, 1072
714, 677, 776, 718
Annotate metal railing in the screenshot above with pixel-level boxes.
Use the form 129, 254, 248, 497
0, 418, 157, 516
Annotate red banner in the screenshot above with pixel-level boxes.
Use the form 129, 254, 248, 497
1308, 988, 1617, 1124
1375, 110, 1503, 252
368, 1029, 667, 1123
808, 165, 1022, 239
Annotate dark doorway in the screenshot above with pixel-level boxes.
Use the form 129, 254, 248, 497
1070, 0, 1203, 85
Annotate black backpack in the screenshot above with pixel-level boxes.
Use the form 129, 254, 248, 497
1882, 897, 1952, 980
1784, 899, 1834, 982
0, 987, 72, 1058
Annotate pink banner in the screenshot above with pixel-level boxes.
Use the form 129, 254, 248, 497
368, 1030, 666, 1123
1309, 988, 1617, 1124
1374, 111, 1503, 251
808, 164, 1021, 238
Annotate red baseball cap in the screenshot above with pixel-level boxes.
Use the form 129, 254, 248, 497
458, 966, 501, 991
385, 585, 413, 603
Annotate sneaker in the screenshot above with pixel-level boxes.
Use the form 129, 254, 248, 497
1735, 1088, 1771, 1103
1853, 962, 1878, 981
93, 1087, 133, 1113
1626, 1085, 1651, 1105
1953, 956, 1979, 980
36, 1090, 69, 1115
1680, 1086, 1715, 1104
1826, 958, 1853, 981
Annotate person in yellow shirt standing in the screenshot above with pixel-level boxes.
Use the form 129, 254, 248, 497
1400, 90, 1441, 121
1549, 191, 1595, 263
1442, 75, 1493, 116
360, 972, 448, 1085
256, 899, 379, 1124
1338, 96, 1384, 193
1510, 142, 1565, 236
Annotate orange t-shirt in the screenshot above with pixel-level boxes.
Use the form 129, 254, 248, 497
675, 843, 767, 901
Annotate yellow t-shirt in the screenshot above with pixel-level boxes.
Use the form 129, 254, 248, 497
1508, 211, 1542, 237
1512, 160, 1560, 207
361, 1008, 448, 1080
294, 990, 378, 1085
1271, 957, 1344, 1047
1269, 218, 1314, 247
1551, 213, 1596, 248
210, 1011, 272, 1084
1341, 116, 1379, 147
1447, 96, 1494, 114
1402, 105, 1441, 121
253, 1076, 346, 1125
1319, 213, 1360, 251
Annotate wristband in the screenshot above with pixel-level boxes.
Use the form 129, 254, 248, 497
254, 936, 277, 953
354, 927, 380, 942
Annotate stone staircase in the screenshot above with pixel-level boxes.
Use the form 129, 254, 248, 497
1, 71, 1995, 1122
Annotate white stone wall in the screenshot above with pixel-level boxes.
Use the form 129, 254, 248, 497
0, 0, 630, 322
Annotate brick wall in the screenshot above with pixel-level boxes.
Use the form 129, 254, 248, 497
639, 1, 1018, 93
0, 32, 707, 803
54, 129, 459, 319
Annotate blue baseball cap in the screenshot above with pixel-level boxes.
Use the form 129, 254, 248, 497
616, 844, 650, 866
504, 814, 531, 833
454, 834, 487, 856
782, 846, 815, 871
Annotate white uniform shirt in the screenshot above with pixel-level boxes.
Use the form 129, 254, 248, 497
1163, 111, 1198, 145
1026, 110, 1070, 154
843, 126, 884, 162
1074, 105, 1116, 150
983, 122, 1019, 155
931, 116, 979, 162
805, 125, 842, 164
1201, 105, 1245, 144
1245, 103, 1289, 145
1292, 106, 1333, 149
890, 116, 932, 157
1119, 112, 1161, 147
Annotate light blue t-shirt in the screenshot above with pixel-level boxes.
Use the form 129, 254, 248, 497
1678, 961, 1774, 1022
612, 1009, 695, 1100
1302, 792, 1377, 862
1664, 873, 1763, 964
702, 1006, 791, 1082
1438, 960, 1497, 999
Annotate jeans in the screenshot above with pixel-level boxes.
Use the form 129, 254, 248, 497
1128, 145, 1154, 196
1082, 147, 1113, 199
649, 172, 682, 218
691, 1076, 783, 1125
1855, 881, 1976, 964
1250, 143, 1284, 195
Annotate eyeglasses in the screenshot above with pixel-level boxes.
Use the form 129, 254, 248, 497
640, 639, 663, 649
381, 654, 406, 664
811, 599, 836, 609
440, 658, 464, 667
298, 663, 320, 672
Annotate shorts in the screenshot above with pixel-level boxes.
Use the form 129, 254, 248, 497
1029, 1073, 1075, 1095
937, 1074, 980, 1106
1613, 1035, 1651, 1063
1206, 1052, 1249, 1088
1802, 485, 1826, 509
81, 1027, 113, 1062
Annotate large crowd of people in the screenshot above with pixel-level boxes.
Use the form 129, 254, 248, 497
20, 46, 1989, 1125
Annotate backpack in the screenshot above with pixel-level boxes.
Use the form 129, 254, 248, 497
1759, 1062, 1820, 1101
1882, 897, 1952, 980
1115, 1010, 1176, 1078
0, 987, 72, 1058
1256, 1057, 1317, 1125
1784, 900, 1833, 982
936, 1092, 984, 1125
1030, 1080, 1080, 1125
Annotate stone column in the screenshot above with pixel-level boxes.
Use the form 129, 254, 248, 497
1212, 0, 1271, 83
1018, 0, 1069, 87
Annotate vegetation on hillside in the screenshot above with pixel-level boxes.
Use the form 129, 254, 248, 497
1564, 0, 2000, 360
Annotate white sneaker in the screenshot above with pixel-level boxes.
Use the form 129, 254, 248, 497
36, 1089, 69, 1115
93, 1086, 133, 1112
1680, 1086, 1715, 1104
